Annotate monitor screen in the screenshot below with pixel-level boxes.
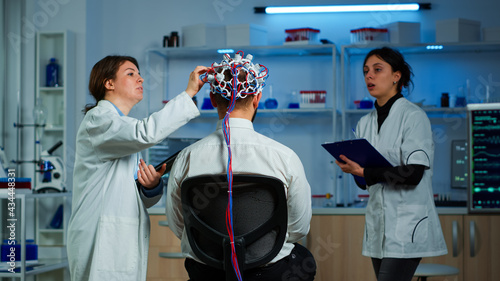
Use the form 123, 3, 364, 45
467, 103, 500, 213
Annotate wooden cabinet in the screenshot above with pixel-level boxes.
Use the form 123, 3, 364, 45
148, 213, 500, 280
307, 215, 375, 281
463, 215, 500, 281
147, 215, 188, 281
418, 214, 500, 281
417, 215, 464, 281
308, 213, 500, 281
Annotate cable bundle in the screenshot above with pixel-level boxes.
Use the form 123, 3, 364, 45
200, 51, 269, 281
222, 71, 241, 280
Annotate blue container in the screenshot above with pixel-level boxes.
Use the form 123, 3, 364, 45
26, 240, 38, 261
201, 97, 214, 110
46, 58, 60, 87
1, 239, 38, 261
359, 99, 373, 109
264, 98, 278, 109
1, 240, 20, 262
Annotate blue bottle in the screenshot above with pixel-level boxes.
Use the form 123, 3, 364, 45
49, 204, 64, 229
46, 58, 60, 87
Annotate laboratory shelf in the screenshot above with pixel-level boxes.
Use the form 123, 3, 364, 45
147, 44, 337, 59
342, 41, 500, 56
0, 259, 68, 277
199, 108, 336, 118
39, 87, 64, 92
33, 30, 76, 192
344, 107, 467, 118
0, 192, 70, 280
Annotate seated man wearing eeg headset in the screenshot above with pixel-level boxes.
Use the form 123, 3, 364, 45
165, 51, 316, 281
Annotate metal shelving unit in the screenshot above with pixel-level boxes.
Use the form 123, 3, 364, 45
0, 192, 70, 280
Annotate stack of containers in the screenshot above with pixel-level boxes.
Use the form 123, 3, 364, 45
284, 28, 320, 44
300, 90, 326, 108
350, 28, 389, 44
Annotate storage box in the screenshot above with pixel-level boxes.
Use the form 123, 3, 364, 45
385, 22, 421, 44
182, 24, 226, 47
436, 18, 480, 42
0, 178, 32, 195
0, 177, 31, 189
483, 27, 500, 42
226, 24, 267, 46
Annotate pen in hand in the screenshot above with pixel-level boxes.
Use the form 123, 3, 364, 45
352, 128, 359, 139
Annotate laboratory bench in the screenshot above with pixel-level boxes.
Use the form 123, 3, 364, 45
148, 206, 469, 216
148, 206, 500, 281
305, 208, 499, 281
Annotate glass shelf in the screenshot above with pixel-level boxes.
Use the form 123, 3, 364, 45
147, 44, 337, 59
39, 87, 64, 92
199, 108, 335, 118
0, 259, 68, 277
342, 41, 500, 56
344, 107, 467, 114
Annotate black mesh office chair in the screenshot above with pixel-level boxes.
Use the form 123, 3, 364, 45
181, 174, 288, 281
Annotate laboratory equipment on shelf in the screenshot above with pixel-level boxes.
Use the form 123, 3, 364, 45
264, 85, 278, 109
46, 57, 60, 87
35, 141, 66, 193
0, 147, 7, 177
33, 97, 48, 142
287, 91, 300, 108
300, 90, 326, 108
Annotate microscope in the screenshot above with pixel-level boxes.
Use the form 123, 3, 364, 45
35, 141, 66, 193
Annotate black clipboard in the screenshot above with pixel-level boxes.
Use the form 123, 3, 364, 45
322, 139, 393, 185
135, 150, 181, 187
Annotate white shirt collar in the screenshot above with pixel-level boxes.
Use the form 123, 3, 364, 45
216, 118, 254, 131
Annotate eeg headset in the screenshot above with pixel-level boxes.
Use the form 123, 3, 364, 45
200, 51, 269, 101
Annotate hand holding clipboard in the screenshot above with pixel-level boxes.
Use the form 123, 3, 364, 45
322, 139, 393, 185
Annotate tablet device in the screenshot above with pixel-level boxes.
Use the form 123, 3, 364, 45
135, 150, 181, 187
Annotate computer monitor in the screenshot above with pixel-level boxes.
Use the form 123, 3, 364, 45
467, 103, 500, 213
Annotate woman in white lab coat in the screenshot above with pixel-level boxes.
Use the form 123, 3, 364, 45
336, 47, 447, 281
67, 55, 208, 281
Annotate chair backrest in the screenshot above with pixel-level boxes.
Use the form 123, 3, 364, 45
181, 174, 287, 277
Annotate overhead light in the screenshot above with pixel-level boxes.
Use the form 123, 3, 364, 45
217, 49, 235, 54
426, 45, 444, 50
255, 3, 431, 14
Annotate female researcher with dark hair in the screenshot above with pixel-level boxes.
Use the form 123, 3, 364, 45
336, 47, 447, 281
67, 55, 208, 281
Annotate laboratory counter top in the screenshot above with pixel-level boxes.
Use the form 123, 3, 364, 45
147, 207, 468, 216
310, 207, 468, 215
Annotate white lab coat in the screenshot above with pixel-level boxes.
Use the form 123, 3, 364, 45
67, 92, 199, 281
357, 98, 447, 259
